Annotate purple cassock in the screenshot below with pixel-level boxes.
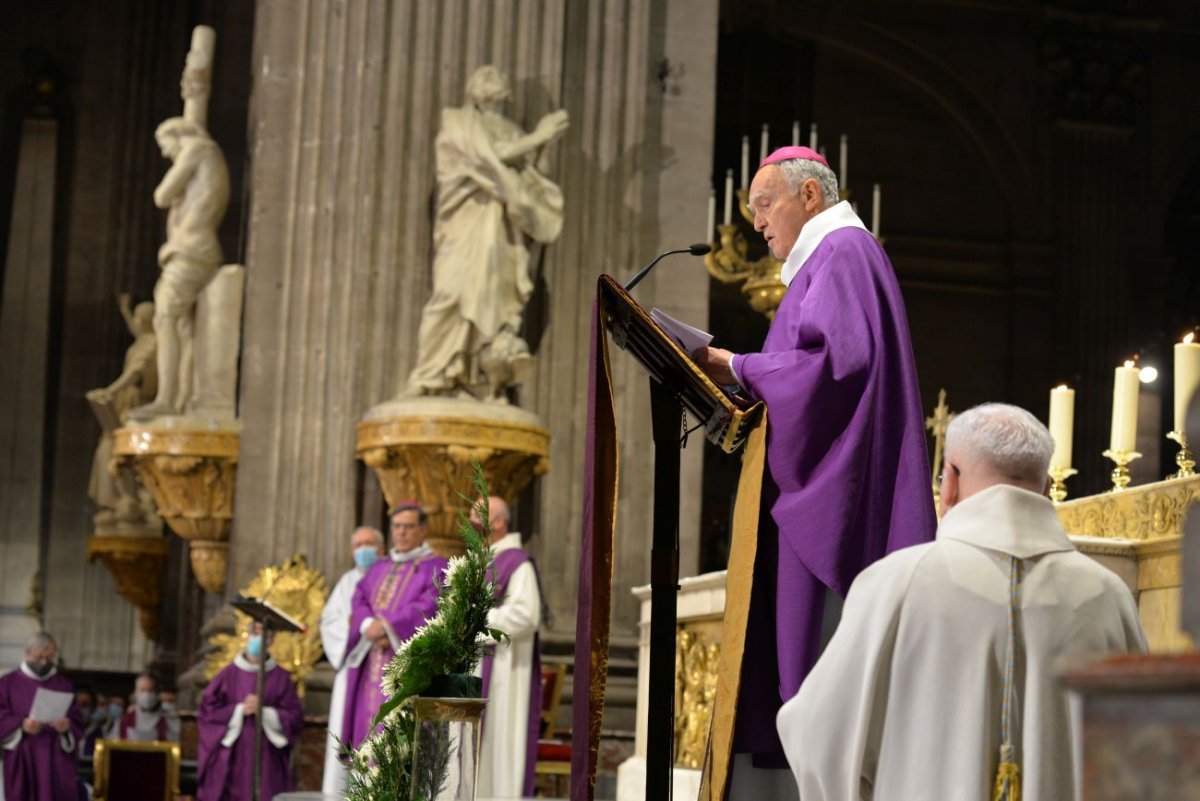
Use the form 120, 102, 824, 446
196, 655, 304, 801
0, 666, 86, 801
342, 551, 446, 748
728, 209, 937, 766
480, 547, 542, 797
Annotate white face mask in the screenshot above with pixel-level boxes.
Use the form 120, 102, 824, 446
135, 691, 158, 711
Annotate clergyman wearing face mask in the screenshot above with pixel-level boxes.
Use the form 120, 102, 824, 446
116, 672, 180, 742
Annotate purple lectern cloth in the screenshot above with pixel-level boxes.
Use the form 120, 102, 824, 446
196, 660, 303, 801
729, 226, 937, 763
0, 669, 85, 801
481, 547, 542, 797
342, 554, 446, 747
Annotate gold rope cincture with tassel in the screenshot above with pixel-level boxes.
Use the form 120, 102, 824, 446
992, 555, 1022, 801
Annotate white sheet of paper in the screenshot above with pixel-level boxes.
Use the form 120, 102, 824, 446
650, 307, 713, 355
29, 687, 73, 722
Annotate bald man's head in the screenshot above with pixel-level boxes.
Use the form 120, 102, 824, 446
470, 496, 511, 543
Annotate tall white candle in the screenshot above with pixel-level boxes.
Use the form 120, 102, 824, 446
792, 120, 800, 146
809, 123, 818, 150
723, 169, 734, 226
1175, 332, 1200, 434
1048, 385, 1075, 471
871, 183, 881, 237
706, 188, 716, 241
740, 136, 750, 189
839, 134, 848, 189
1110, 360, 1140, 453
760, 124, 769, 163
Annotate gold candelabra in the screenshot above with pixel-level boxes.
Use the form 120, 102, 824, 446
704, 189, 786, 319
1047, 466, 1078, 504
1167, 430, 1196, 479
1101, 448, 1142, 492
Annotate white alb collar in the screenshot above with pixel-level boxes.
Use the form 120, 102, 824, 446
780, 200, 868, 287
391, 543, 434, 563
491, 532, 524, 553
234, 652, 279, 672
19, 662, 57, 682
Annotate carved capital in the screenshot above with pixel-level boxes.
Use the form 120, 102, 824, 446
1056, 474, 1200, 540
87, 533, 168, 640
356, 402, 550, 557
112, 426, 238, 592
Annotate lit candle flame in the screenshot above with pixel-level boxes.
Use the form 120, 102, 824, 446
1054, 384, 1069, 391
1185, 332, 1195, 345
1123, 359, 1136, 368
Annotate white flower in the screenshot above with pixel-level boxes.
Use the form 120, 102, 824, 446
443, 555, 466, 584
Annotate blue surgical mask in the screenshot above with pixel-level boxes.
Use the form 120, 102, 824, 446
91, 708, 107, 723
354, 546, 380, 571
108, 701, 123, 718
246, 635, 264, 659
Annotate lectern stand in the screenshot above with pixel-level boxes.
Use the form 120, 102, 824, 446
597, 275, 762, 800
230, 595, 305, 801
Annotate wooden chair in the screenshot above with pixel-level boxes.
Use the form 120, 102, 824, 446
535, 662, 571, 796
93, 738, 181, 801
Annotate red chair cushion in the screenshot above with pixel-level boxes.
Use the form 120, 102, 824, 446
537, 740, 573, 761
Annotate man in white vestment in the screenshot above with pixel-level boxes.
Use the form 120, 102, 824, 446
777, 403, 1147, 801
115, 673, 180, 741
319, 525, 385, 796
472, 496, 543, 798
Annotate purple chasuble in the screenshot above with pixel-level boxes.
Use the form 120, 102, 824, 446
481, 548, 542, 797
0, 668, 86, 801
730, 226, 937, 764
195, 659, 304, 801
342, 553, 447, 747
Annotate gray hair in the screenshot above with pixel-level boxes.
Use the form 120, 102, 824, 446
945, 403, 1054, 485
26, 631, 57, 652
777, 158, 840, 207
353, 525, 385, 547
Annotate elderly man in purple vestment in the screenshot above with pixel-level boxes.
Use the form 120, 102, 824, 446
342, 502, 447, 748
695, 146, 937, 793
0, 632, 86, 801
471, 496, 543, 798
196, 621, 303, 801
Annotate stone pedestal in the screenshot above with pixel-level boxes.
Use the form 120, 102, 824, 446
112, 420, 239, 594
356, 398, 549, 556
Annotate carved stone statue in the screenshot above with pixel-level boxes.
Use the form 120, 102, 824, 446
87, 294, 161, 529
129, 116, 230, 419
403, 65, 569, 401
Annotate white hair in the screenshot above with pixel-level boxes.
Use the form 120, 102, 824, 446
776, 158, 840, 206
26, 631, 56, 652
945, 403, 1054, 485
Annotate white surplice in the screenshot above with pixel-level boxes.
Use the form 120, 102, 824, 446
477, 533, 542, 799
777, 485, 1147, 801
319, 566, 363, 796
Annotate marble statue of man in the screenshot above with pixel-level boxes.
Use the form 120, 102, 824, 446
130, 116, 229, 419
403, 65, 569, 400
86, 294, 160, 528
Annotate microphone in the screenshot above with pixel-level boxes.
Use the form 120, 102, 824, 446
624, 243, 712, 292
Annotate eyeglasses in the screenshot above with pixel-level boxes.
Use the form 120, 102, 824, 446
937, 463, 961, 485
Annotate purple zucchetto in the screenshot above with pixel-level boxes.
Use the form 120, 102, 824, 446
759, 145, 830, 171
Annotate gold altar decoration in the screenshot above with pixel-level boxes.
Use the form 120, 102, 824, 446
204, 554, 328, 696
1058, 473, 1199, 653
1048, 466, 1079, 505
111, 426, 237, 593
1167, 430, 1196, 479
356, 406, 550, 557
87, 534, 168, 640
674, 627, 721, 769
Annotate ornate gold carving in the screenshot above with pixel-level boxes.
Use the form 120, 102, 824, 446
204, 554, 329, 696
674, 628, 721, 769
112, 426, 238, 593
356, 413, 550, 557
87, 533, 168, 640
1056, 475, 1200, 541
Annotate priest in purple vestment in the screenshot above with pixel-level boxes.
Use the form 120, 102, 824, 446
472, 496, 543, 798
342, 502, 447, 748
0, 632, 86, 801
696, 146, 937, 784
196, 622, 303, 801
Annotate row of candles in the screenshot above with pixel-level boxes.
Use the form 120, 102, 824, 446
705, 123, 883, 240
1046, 333, 1200, 492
